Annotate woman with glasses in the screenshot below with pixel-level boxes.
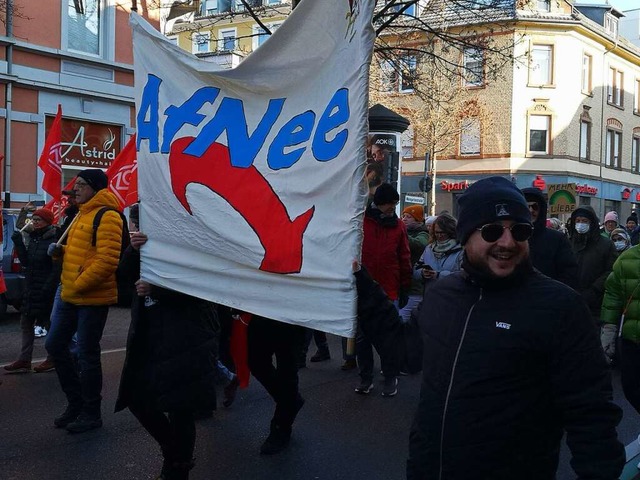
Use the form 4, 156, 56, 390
413, 214, 463, 296
4, 208, 60, 374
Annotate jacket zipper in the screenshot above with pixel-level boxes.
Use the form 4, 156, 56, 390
438, 288, 483, 480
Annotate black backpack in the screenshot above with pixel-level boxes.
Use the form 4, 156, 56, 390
92, 207, 132, 304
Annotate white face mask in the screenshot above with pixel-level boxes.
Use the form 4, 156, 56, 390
614, 240, 627, 251
575, 223, 590, 234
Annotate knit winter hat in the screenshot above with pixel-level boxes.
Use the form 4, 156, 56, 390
373, 183, 400, 206
611, 227, 630, 243
604, 211, 618, 223
32, 208, 54, 225
402, 205, 424, 222
456, 176, 531, 245
77, 169, 108, 192
627, 214, 638, 224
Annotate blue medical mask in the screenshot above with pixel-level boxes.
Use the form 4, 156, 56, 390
614, 240, 627, 251
575, 223, 589, 234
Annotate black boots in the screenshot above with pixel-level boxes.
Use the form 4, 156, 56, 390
157, 459, 195, 480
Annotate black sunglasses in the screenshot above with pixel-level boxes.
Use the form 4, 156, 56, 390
477, 223, 533, 243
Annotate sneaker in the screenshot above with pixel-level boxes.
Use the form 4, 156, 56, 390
354, 379, 374, 394
3, 360, 32, 373
223, 375, 239, 408
54, 405, 81, 428
341, 359, 357, 371
65, 412, 103, 433
382, 377, 398, 397
310, 350, 330, 362
34, 326, 43, 337
260, 422, 292, 455
39, 328, 48, 337
33, 359, 55, 373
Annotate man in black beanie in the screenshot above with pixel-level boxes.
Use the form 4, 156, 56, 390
45, 168, 125, 433
357, 183, 411, 397
407, 176, 624, 479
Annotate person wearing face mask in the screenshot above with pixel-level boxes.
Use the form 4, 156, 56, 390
521, 188, 577, 288
413, 214, 463, 297
568, 206, 617, 323
610, 228, 631, 253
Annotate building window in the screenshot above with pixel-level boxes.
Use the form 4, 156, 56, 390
192, 32, 210, 53
253, 23, 282, 50
530, 44, 553, 86
608, 68, 624, 107
605, 129, 622, 168
605, 14, 619, 37
460, 117, 481, 155
633, 136, 640, 173
635, 79, 640, 114
389, 1, 417, 16
463, 47, 484, 87
537, 0, 550, 12
380, 56, 417, 93
219, 29, 237, 51
67, 0, 102, 56
579, 120, 591, 162
581, 54, 592, 94
528, 115, 550, 154
202, 0, 218, 15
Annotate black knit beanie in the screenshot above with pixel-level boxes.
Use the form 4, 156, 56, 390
373, 183, 399, 206
77, 168, 108, 192
456, 176, 531, 245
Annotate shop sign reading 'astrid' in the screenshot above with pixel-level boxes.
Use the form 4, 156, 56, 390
45, 116, 122, 168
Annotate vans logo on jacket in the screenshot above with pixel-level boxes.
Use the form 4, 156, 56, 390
496, 321, 511, 330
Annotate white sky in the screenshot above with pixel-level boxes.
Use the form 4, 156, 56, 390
576, 0, 639, 12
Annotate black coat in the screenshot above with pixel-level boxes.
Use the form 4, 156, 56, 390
115, 247, 219, 413
11, 226, 60, 317
568, 206, 617, 318
407, 264, 624, 480
522, 188, 577, 288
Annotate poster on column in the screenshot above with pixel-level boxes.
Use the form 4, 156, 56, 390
130, 0, 376, 336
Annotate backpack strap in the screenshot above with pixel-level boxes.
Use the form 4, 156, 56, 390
92, 207, 125, 247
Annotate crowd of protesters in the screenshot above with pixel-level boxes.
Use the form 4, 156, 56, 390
5, 167, 640, 479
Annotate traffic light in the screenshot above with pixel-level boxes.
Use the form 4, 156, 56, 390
419, 176, 432, 192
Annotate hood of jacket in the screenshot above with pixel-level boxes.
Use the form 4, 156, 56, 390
522, 187, 547, 234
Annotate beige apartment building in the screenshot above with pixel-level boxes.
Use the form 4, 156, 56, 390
395, 0, 640, 220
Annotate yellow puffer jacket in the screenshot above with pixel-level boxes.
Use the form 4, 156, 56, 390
60, 189, 123, 305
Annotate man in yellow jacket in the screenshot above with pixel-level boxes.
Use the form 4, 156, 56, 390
45, 169, 124, 433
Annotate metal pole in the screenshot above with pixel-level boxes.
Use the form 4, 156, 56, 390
4, 0, 13, 207
430, 153, 437, 216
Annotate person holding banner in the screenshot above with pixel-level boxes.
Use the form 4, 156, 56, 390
45, 169, 124, 434
115, 230, 219, 480
4, 208, 59, 374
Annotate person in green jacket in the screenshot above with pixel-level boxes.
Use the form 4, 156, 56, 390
601, 244, 640, 415
399, 205, 429, 323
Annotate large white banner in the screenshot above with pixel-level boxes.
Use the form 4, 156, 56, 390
130, 0, 375, 336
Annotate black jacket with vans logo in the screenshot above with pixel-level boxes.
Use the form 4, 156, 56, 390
407, 257, 624, 480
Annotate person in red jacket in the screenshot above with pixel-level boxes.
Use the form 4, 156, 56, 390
356, 183, 411, 397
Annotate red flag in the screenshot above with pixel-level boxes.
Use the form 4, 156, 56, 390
37, 105, 63, 200
44, 178, 76, 224
106, 134, 137, 208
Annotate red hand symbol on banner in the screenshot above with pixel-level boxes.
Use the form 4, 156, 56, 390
169, 137, 315, 274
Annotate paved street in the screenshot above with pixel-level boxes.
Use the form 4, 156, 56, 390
1, 307, 640, 479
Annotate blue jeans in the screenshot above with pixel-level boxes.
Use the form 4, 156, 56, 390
45, 287, 109, 417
